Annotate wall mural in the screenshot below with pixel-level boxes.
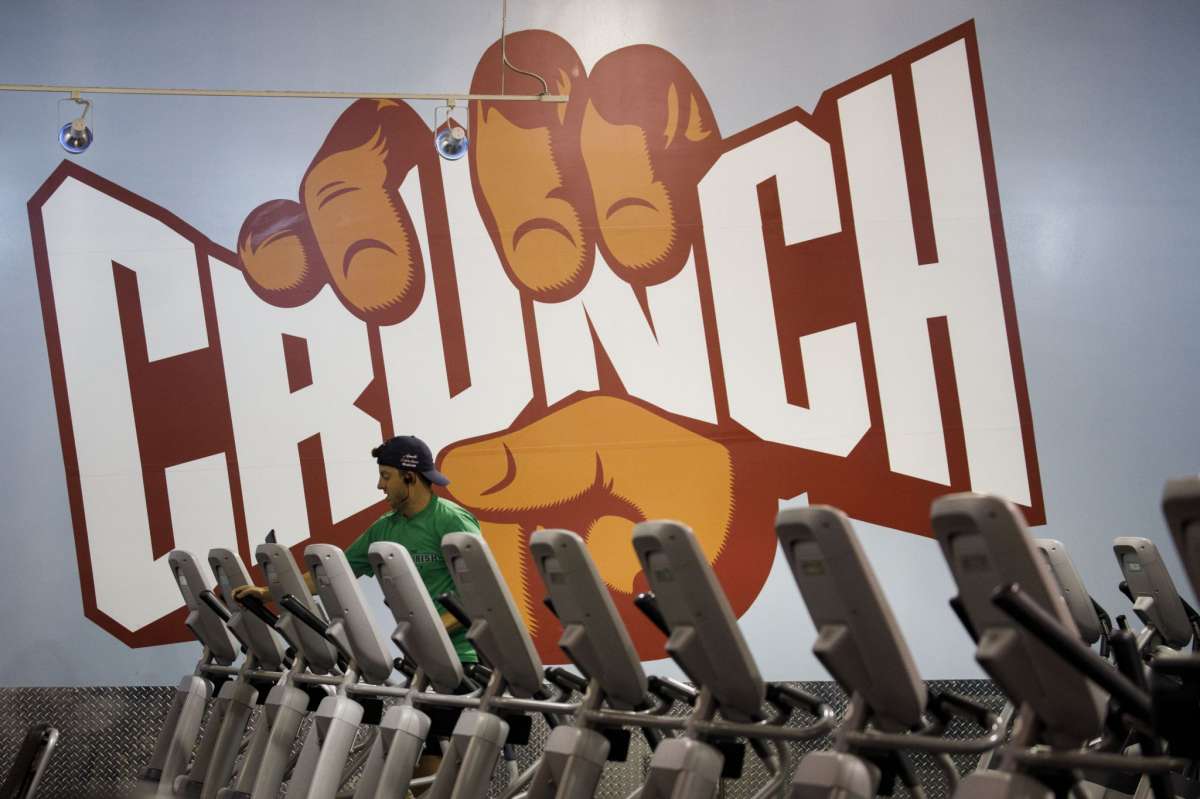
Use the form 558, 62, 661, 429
27, 22, 1042, 664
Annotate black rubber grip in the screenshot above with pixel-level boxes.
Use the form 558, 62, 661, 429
648, 675, 698, 705
436, 593, 473, 630
198, 590, 232, 623
236, 594, 279, 627
1181, 597, 1200, 625
1110, 630, 1149, 691
765, 682, 825, 716
634, 593, 671, 637
928, 690, 993, 729
948, 595, 978, 643
465, 662, 493, 685
280, 594, 329, 636
545, 666, 588, 694
1109, 629, 1173, 798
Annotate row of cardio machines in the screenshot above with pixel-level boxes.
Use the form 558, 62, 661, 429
135, 475, 1200, 799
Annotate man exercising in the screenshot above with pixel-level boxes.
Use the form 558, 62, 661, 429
233, 434, 481, 664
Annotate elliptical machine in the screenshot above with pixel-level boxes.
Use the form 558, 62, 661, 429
777, 505, 1003, 798
631, 519, 835, 798
933, 492, 1188, 798
138, 550, 240, 797
521, 528, 651, 798
1035, 539, 1112, 657
232, 541, 343, 799
172, 548, 288, 799
1112, 537, 1200, 656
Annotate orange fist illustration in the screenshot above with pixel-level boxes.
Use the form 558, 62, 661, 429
437, 396, 786, 658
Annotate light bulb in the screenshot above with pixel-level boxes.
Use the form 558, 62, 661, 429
59, 119, 93, 154
435, 122, 468, 161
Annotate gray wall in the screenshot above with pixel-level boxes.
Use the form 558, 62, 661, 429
1, 0, 1197, 686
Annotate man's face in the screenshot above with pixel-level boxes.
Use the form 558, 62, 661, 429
473, 106, 588, 296
377, 465, 408, 511
580, 101, 676, 273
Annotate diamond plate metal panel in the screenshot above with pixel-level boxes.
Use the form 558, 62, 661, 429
582, 679, 1009, 799
0, 680, 1007, 798
0, 686, 172, 798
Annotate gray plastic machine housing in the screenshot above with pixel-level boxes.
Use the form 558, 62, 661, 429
255, 543, 339, 673
632, 520, 764, 722
931, 493, 1106, 747
368, 541, 465, 694
304, 543, 396, 684
208, 547, 285, 669
776, 505, 925, 731
442, 532, 545, 699
1113, 536, 1192, 649
168, 550, 238, 666
1034, 539, 1102, 645
530, 528, 648, 710
1162, 476, 1200, 600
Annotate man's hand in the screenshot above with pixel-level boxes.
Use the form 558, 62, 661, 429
231, 571, 315, 605
231, 584, 271, 603
439, 610, 463, 633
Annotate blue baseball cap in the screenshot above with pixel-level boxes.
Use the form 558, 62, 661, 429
372, 435, 449, 486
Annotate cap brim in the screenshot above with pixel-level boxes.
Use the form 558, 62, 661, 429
425, 469, 450, 487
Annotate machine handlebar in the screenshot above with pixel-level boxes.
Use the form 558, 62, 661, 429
236, 593, 279, 628
464, 661, 493, 685
435, 593, 474, 631
927, 690, 995, 730
991, 583, 1152, 722
544, 666, 588, 694
648, 675, 698, 706
198, 590, 232, 624
633, 592, 671, 637
948, 596, 978, 643
765, 683, 827, 718
279, 594, 352, 672
280, 594, 328, 636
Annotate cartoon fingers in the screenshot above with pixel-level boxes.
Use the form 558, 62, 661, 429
579, 45, 720, 287
238, 100, 430, 324
468, 32, 722, 301
238, 32, 723, 321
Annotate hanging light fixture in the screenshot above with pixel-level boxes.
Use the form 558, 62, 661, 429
2, 0, 563, 157
433, 100, 469, 161
59, 93, 93, 154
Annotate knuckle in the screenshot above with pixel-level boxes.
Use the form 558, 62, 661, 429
237, 200, 326, 306
300, 99, 431, 324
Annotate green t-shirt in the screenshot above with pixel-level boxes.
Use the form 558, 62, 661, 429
344, 496, 481, 663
